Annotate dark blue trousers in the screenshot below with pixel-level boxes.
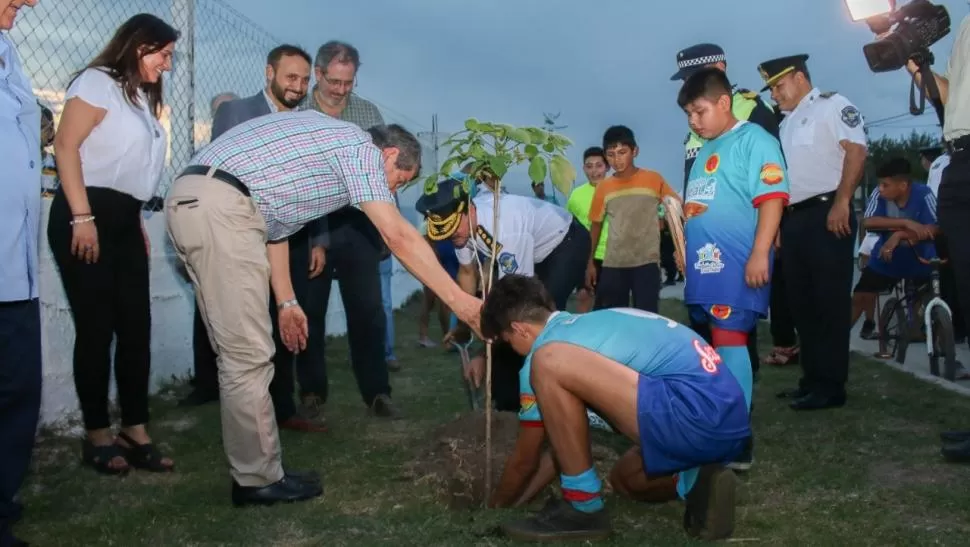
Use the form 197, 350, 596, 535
0, 299, 42, 547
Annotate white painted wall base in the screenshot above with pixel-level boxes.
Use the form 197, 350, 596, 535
37, 199, 422, 429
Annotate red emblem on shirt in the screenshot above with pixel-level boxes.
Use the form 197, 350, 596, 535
704, 154, 720, 174
760, 163, 784, 185
710, 304, 732, 320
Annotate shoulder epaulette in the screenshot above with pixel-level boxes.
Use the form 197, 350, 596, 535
819, 91, 838, 99
738, 89, 758, 100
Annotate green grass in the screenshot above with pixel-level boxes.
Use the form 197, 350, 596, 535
16, 298, 970, 546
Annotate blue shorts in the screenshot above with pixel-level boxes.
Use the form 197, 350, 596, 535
636, 372, 749, 476
688, 304, 760, 333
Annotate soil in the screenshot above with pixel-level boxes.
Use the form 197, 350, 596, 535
406, 410, 623, 510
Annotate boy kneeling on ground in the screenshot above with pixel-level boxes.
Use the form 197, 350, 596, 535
479, 274, 750, 542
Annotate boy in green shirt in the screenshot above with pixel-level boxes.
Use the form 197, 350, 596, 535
566, 147, 610, 312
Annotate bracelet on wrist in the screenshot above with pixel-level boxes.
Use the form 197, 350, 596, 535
69, 216, 96, 226
72, 212, 92, 217
277, 298, 299, 310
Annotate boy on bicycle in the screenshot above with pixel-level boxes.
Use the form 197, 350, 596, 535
851, 158, 939, 330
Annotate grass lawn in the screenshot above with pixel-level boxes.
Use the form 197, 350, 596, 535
16, 297, 970, 546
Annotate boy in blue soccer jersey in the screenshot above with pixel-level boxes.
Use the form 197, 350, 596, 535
851, 158, 939, 330
481, 275, 750, 542
678, 67, 789, 468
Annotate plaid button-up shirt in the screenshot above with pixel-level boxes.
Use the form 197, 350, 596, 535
302, 87, 385, 129
191, 110, 394, 241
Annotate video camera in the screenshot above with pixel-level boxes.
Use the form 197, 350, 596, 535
846, 0, 951, 73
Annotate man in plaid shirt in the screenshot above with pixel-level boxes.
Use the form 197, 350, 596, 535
166, 112, 482, 507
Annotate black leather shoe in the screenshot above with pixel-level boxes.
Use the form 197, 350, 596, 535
177, 388, 219, 407
940, 430, 970, 444
776, 387, 809, 399
941, 438, 970, 463
231, 475, 323, 507
789, 392, 846, 411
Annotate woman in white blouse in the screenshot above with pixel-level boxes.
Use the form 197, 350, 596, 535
50, 13, 177, 475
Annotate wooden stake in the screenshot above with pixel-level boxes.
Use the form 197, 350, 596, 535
483, 177, 502, 506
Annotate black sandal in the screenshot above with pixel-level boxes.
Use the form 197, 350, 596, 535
81, 439, 130, 476
116, 431, 175, 473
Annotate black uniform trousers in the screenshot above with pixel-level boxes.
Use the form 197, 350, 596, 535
781, 197, 857, 398
769, 256, 798, 348
938, 145, 970, 346
492, 220, 591, 411
0, 299, 42, 547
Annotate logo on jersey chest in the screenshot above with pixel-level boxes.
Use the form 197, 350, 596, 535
704, 154, 720, 174
498, 252, 519, 274
694, 242, 725, 274
685, 177, 716, 220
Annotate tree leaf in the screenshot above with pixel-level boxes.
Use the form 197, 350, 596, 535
508, 128, 532, 144
524, 144, 539, 158
464, 118, 480, 131
549, 155, 577, 196
542, 142, 555, 153
528, 156, 548, 185
526, 127, 548, 145
488, 157, 509, 180
423, 174, 439, 195
470, 142, 487, 160
441, 157, 460, 177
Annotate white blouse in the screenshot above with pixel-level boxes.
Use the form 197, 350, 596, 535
66, 68, 166, 202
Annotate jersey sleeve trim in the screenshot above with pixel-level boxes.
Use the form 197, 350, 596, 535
752, 191, 790, 208
520, 421, 544, 428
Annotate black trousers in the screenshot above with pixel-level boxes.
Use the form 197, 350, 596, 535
595, 263, 661, 312
938, 147, 970, 345
316, 208, 389, 407
781, 199, 857, 398
660, 229, 677, 281
491, 221, 591, 411
0, 299, 42, 547
48, 187, 151, 430
768, 256, 798, 348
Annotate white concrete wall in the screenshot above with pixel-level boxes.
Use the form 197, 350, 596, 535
37, 199, 422, 428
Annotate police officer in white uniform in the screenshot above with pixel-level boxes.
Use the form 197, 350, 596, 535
416, 177, 590, 412
759, 54, 868, 411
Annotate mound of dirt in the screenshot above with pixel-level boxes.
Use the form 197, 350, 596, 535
406, 410, 623, 510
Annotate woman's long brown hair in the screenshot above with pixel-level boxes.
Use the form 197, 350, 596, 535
69, 13, 179, 118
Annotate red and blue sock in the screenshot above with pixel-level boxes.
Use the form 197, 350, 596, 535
561, 468, 604, 513
712, 328, 753, 409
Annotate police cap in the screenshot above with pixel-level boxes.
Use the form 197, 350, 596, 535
415, 177, 471, 241
757, 54, 810, 92
671, 43, 726, 81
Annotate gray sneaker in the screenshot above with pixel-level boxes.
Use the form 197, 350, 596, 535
369, 394, 401, 419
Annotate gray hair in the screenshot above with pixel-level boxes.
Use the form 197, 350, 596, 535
314, 41, 361, 71
209, 92, 239, 116
367, 124, 421, 172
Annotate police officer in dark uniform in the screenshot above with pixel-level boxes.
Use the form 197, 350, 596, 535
758, 54, 868, 411
671, 43, 781, 379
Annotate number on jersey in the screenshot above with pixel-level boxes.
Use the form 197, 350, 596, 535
693, 339, 722, 374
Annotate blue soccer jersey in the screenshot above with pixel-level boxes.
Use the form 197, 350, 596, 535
684, 122, 790, 315
518, 309, 730, 427
864, 184, 938, 279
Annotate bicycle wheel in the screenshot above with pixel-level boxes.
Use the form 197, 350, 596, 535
929, 306, 959, 381
878, 297, 909, 363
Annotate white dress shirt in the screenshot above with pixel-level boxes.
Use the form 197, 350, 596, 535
926, 153, 949, 197
0, 33, 41, 301
779, 88, 868, 204
455, 192, 572, 278
66, 68, 167, 201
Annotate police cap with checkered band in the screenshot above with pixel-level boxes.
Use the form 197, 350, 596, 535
670, 43, 727, 81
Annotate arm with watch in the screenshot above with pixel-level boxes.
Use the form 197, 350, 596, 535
267, 240, 308, 353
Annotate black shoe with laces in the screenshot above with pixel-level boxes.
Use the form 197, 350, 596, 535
859, 320, 878, 340
501, 497, 611, 542
727, 436, 754, 472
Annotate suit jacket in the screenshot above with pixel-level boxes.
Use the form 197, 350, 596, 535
212, 91, 329, 247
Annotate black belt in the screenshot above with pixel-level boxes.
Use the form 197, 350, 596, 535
786, 191, 836, 213
180, 165, 250, 197
944, 135, 970, 154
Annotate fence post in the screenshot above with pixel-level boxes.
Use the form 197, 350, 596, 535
169, 0, 196, 187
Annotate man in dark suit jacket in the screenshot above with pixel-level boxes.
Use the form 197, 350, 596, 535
179, 44, 328, 433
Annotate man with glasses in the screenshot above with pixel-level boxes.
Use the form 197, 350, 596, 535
300, 41, 402, 420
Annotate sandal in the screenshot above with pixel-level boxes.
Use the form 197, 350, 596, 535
116, 431, 175, 473
762, 346, 800, 366
81, 439, 130, 476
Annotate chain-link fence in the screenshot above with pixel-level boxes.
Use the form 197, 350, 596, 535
10, 0, 282, 198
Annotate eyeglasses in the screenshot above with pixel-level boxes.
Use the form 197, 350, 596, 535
321, 74, 355, 90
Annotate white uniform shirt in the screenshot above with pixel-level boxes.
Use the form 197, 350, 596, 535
943, 15, 970, 142
455, 192, 572, 278
66, 68, 167, 201
926, 153, 950, 197
779, 88, 868, 204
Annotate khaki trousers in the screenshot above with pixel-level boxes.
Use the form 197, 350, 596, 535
165, 173, 284, 487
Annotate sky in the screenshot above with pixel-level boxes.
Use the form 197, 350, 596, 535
229, 0, 969, 207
